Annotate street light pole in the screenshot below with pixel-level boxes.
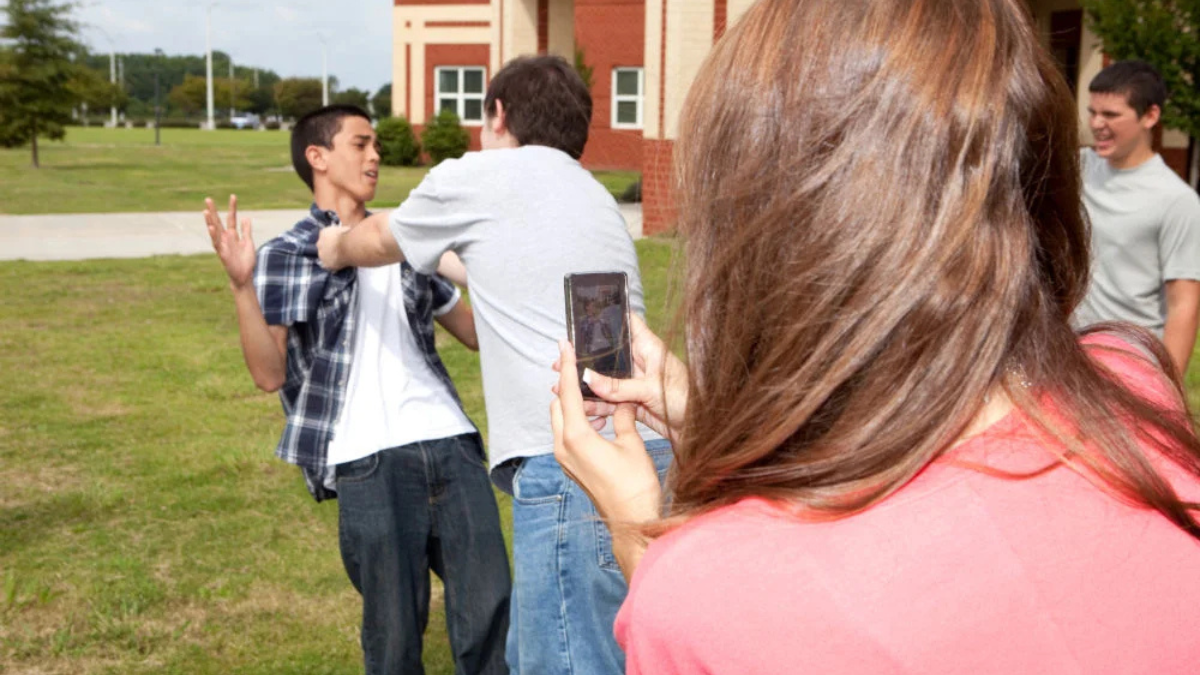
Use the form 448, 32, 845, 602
319, 35, 328, 106
229, 56, 235, 120
109, 49, 116, 126
205, 3, 216, 130
154, 49, 163, 146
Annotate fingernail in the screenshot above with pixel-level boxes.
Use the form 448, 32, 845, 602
582, 368, 596, 385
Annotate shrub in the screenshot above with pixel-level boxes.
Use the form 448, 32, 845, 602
157, 118, 201, 129
620, 177, 642, 203
421, 109, 470, 165
376, 116, 421, 166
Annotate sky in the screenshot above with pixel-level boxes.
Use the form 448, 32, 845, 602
74, 0, 394, 93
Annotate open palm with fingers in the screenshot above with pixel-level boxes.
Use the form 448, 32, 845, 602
204, 194, 256, 290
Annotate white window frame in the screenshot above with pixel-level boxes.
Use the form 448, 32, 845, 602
434, 66, 487, 126
611, 67, 644, 130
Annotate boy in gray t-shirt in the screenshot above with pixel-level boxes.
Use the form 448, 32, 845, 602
317, 55, 668, 675
1075, 61, 1200, 375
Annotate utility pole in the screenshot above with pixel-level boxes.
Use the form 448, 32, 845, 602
205, 3, 217, 130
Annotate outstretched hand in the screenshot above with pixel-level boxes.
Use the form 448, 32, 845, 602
204, 195, 256, 290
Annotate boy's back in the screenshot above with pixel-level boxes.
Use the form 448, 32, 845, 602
389, 144, 649, 474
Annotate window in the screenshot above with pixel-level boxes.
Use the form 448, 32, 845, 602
435, 66, 487, 125
611, 67, 644, 129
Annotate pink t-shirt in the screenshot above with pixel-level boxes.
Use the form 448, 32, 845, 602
616, 337, 1200, 674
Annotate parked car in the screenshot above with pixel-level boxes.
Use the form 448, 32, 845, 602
229, 113, 260, 129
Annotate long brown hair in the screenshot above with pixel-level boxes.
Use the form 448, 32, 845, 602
668, 0, 1200, 535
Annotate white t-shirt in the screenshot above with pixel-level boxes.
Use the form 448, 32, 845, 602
387, 145, 662, 474
326, 265, 475, 466
1074, 149, 1200, 336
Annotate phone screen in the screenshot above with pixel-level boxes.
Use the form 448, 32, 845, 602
564, 272, 632, 399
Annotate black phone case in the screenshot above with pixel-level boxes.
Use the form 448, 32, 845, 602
564, 272, 632, 400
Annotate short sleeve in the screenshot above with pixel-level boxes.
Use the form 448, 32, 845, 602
388, 159, 485, 275
254, 239, 325, 327
1159, 192, 1200, 282
430, 274, 461, 317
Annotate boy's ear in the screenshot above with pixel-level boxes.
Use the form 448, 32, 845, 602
490, 99, 508, 136
305, 145, 327, 175
1140, 103, 1162, 130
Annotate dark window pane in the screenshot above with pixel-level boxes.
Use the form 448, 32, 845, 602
464, 99, 483, 121
615, 70, 640, 96
440, 98, 458, 114
616, 101, 638, 125
464, 69, 484, 94
439, 70, 459, 94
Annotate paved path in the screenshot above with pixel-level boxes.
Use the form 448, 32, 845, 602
0, 204, 645, 262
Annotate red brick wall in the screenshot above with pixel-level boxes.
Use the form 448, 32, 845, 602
576, 0, 645, 171
425, 44, 490, 152
642, 138, 675, 235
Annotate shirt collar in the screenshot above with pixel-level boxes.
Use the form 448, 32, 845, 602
309, 203, 372, 226
309, 203, 340, 227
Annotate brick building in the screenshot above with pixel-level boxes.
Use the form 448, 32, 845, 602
390, 0, 1193, 235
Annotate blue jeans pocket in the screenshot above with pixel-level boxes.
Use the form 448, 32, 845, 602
335, 452, 380, 485
511, 457, 566, 506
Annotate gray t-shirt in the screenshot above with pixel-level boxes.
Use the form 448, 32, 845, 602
1074, 149, 1200, 336
388, 145, 659, 476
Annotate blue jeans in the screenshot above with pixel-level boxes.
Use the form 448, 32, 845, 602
505, 439, 673, 675
336, 433, 511, 675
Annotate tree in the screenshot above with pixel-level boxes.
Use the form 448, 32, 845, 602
0, 0, 117, 167
167, 74, 250, 116
1082, 0, 1200, 141
574, 47, 594, 91
372, 83, 392, 118
421, 108, 470, 165
274, 77, 324, 119
376, 116, 421, 166
332, 87, 370, 111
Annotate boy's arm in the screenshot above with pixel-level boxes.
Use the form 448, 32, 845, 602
436, 301, 478, 351
318, 212, 404, 270
205, 196, 288, 391
1162, 279, 1200, 377
231, 287, 289, 391
436, 251, 469, 288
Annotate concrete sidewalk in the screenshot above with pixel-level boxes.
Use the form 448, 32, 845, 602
0, 204, 644, 262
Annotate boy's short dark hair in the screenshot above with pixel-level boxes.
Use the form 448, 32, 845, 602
484, 55, 592, 159
290, 105, 372, 191
1088, 60, 1167, 118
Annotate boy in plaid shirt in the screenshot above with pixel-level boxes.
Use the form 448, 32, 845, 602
204, 105, 509, 674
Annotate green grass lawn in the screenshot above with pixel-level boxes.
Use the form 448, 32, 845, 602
0, 239, 677, 674
0, 127, 641, 215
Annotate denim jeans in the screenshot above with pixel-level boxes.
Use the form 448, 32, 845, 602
336, 433, 511, 675
505, 439, 673, 675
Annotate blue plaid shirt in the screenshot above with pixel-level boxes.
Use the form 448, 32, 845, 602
254, 204, 468, 501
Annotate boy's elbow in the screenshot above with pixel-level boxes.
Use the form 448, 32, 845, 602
254, 373, 285, 393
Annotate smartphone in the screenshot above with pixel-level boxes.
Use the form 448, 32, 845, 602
564, 272, 633, 400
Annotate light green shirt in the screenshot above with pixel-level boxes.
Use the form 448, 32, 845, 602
1074, 149, 1200, 336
